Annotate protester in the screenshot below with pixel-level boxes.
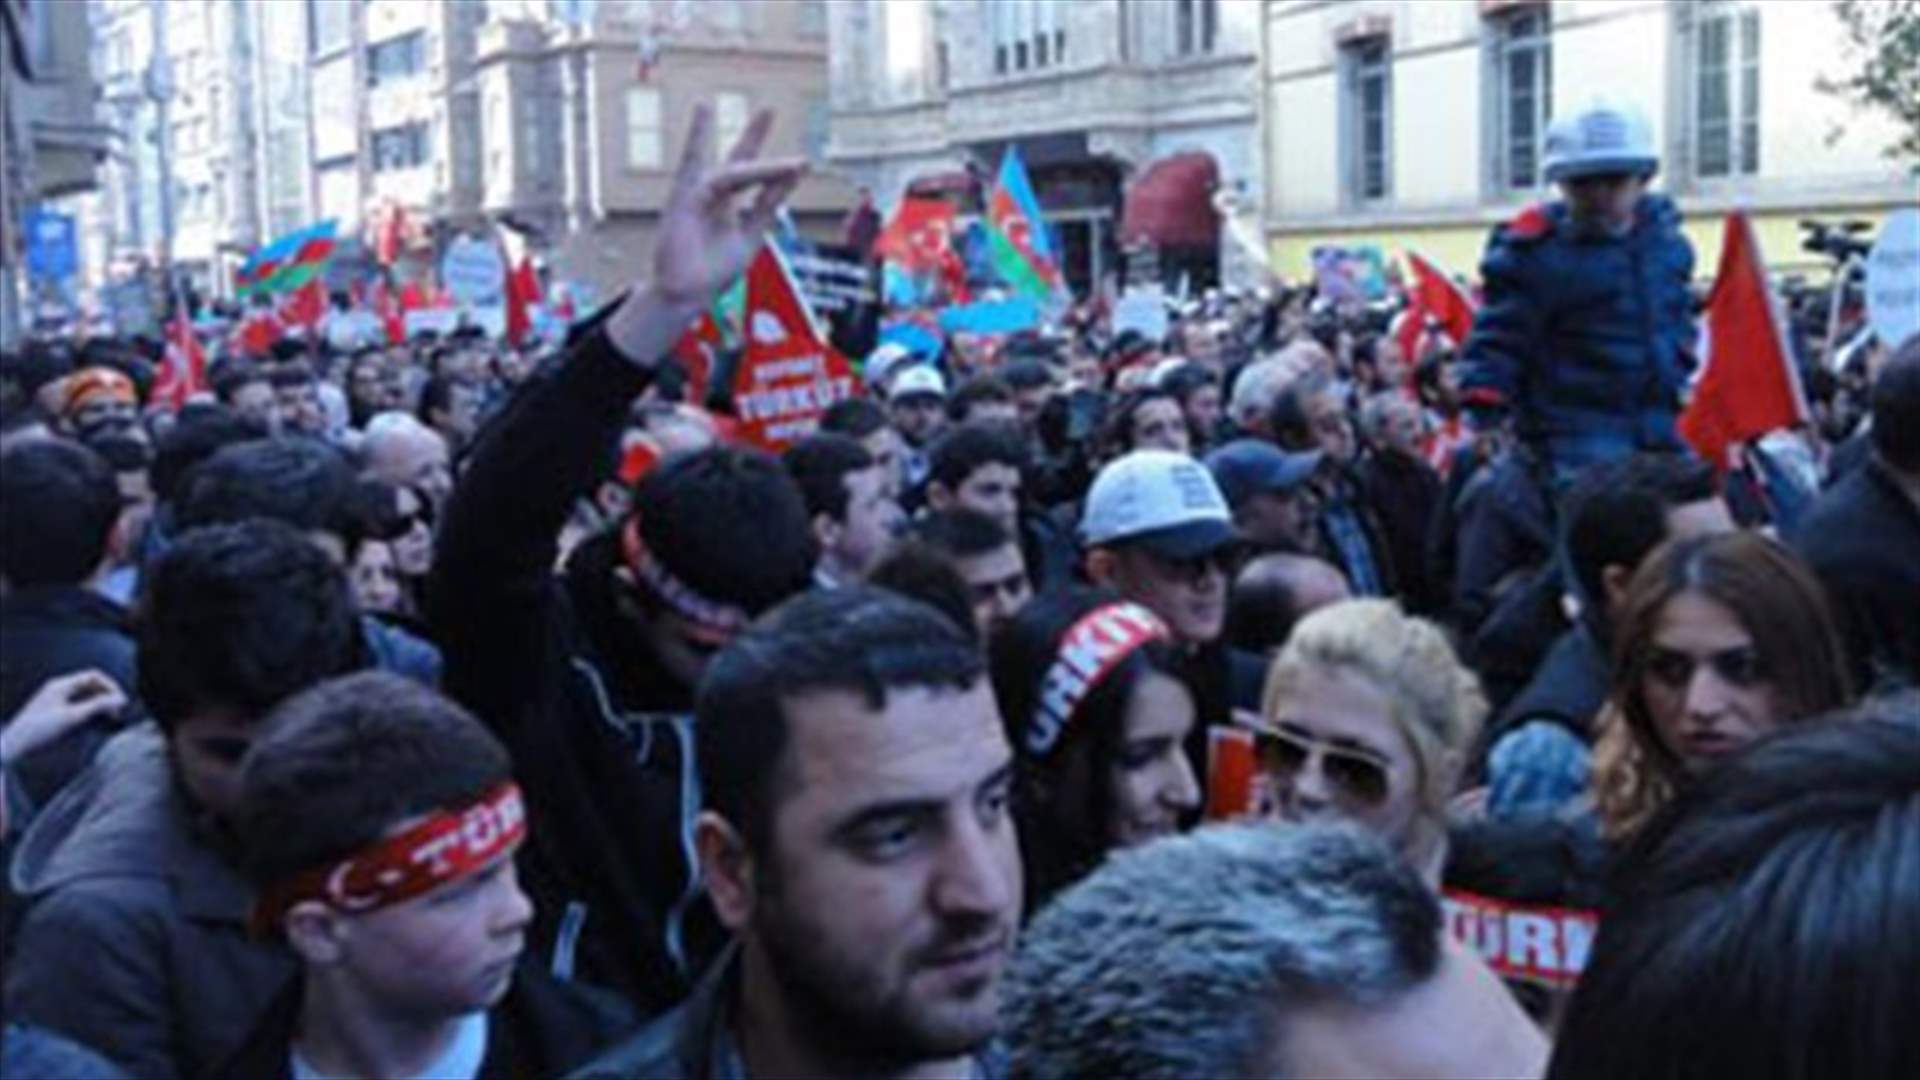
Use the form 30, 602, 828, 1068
1273, 370, 1395, 596
1356, 389, 1444, 612
782, 432, 904, 589
1203, 438, 1324, 554
912, 507, 1033, 640
818, 396, 907, 500
887, 365, 948, 489
1550, 698, 1920, 1080
864, 540, 984, 645
0, 439, 139, 805
6, 520, 363, 1078
1792, 334, 1920, 692
0, 670, 130, 845
269, 361, 329, 438
1255, 598, 1486, 884
431, 103, 814, 1016
1459, 100, 1695, 481
220, 672, 633, 1078
1160, 361, 1224, 451
1224, 551, 1350, 656
1102, 387, 1191, 457
213, 360, 278, 432
419, 372, 485, 457
947, 374, 1019, 427
1590, 531, 1851, 843
989, 588, 1200, 912
1003, 823, 1547, 1079
578, 587, 1020, 1077
361, 411, 455, 512
55, 366, 140, 442
923, 421, 1025, 539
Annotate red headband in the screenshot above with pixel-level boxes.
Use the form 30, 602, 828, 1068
251, 782, 527, 937
1028, 602, 1171, 758
620, 516, 752, 646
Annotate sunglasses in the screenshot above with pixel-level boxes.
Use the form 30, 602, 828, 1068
1254, 726, 1392, 807
1645, 646, 1765, 690
1144, 548, 1238, 586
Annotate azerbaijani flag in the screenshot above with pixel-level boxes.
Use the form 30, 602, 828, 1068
986, 147, 1062, 301
235, 220, 339, 298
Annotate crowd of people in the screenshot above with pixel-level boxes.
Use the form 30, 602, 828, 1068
1, 102, 1916, 1079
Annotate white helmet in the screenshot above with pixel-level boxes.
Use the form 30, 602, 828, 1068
1542, 100, 1658, 183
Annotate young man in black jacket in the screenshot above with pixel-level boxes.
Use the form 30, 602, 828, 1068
430, 104, 815, 1017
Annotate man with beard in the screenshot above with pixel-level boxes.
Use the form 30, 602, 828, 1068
577, 587, 1021, 1078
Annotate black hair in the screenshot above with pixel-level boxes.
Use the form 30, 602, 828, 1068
1160, 362, 1220, 406
1269, 368, 1336, 453
1549, 698, 1920, 1080
818, 396, 891, 439
695, 586, 984, 852
175, 436, 361, 543
137, 519, 364, 732
633, 445, 814, 613
150, 403, 269, 505
417, 372, 477, 427
1561, 452, 1717, 624
238, 672, 511, 890
269, 360, 317, 388
866, 540, 982, 647
988, 586, 1187, 911
1225, 568, 1302, 655
781, 432, 875, 525
1871, 334, 1920, 472
0, 438, 121, 587
211, 358, 270, 404
927, 421, 1025, 491
999, 358, 1053, 393
948, 374, 1015, 423
914, 507, 1013, 560
1101, 387, 1183, 456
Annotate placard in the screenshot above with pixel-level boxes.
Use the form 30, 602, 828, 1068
1866, 206, 1920, 350
440, 237, 505, 305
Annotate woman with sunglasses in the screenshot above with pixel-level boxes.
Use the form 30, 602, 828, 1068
990, 588, 1203, 915
1590, 531, 1850, 843
1254, 598, 1486, 884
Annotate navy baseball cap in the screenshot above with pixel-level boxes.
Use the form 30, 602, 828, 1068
1203, 440, 1324, 511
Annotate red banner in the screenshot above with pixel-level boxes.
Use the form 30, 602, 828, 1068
1442, 889, 1598, 988
874, 196, 957, 272
731, 245, 858, 451
1678, 211, 1808, 469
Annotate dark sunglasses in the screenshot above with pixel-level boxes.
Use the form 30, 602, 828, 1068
1645, 646, 1765, 690
1255, 726, 1391, 807
1144, 547, 1239, 585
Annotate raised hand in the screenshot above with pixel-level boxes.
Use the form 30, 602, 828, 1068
0, 670, 129, 767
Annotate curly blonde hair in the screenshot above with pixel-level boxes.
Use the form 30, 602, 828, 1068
1261, 599, 1488, 817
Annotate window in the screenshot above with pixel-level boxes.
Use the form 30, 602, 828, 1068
716, 91, 749, 155
1176, 0, 1219, 57
797, 0, 826, 37
803, 94, 830, 164
1492, 8, 1552, 191
309, 0, 352, 57
368, 32, 425, 87
624, 86, 663, 169
1343, 38, 1391, 202
372, 122, 429, 172
1694, 5, 1760, 178
993, 0, 1061, 74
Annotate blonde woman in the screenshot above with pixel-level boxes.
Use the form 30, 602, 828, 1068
1254, 598, 1486, 884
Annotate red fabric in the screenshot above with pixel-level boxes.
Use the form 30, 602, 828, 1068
374, 204, 408, 266
1405, 251, 1478, 349
279, 279, 327, 330
505, 258, 540, 347
229, 309, 285, 358
1678, 212, 1808, 469
369, 280, 405, 345
938, 245, 972, 304
732, 245, 858, 451
874, 197, 957, 272
1507, 203, 1552, 240
154, 313, 209, 412
399, 281, 429, 312
1120, 152, 1221, 249
672, 310, 724, 406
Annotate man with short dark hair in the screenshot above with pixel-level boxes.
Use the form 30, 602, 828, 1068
418, 373, 486, 456
925, 423, 1024, 538
946, 374, 1018, 427
784, 433, 904, 589
1793, 336, 1920, 692
913, 508, 1032, 639
0, 439, 139, 805
820, 396, 906, 500
269, 362, 328, 438
219, 672, 633, 1079
579, 587, 1021, 1078
6, 520, 365, 1078
1004, 823, 1545, 1078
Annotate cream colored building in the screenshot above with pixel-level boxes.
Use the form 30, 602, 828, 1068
1262, 0, 1917, 281
829, 0, 1268, 292
472, 0, 854, 301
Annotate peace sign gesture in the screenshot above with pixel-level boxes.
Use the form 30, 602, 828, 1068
607, 104, 807, 364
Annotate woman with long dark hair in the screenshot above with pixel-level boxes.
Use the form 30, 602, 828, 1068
990, 588, 1202, 914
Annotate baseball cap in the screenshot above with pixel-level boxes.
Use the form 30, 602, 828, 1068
889, 365, 947, 403
865, 342, 912, 391
1204, 439, 1324, 511
1082, 450, 1237, 560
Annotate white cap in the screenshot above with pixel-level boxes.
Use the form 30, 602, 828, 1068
888, 365, 947, 402
1543, 99, 1658, 182
865, 342, 912, 391
1081, 450, 1237, 558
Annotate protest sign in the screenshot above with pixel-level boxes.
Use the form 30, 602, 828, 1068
1866, 207, 1920, 351
732, 245, 858, 451
441, 237, 505, 305
788, 242, 881, 359
1113, 285, 1170, 342
25, 208, 78, 281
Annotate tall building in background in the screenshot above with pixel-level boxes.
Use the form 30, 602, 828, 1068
828, 0, 1266, 293
1260, 0, 1915, 279
471, 0, 854, 302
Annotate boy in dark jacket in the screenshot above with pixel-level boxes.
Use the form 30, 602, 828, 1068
219, 672, 631, 1080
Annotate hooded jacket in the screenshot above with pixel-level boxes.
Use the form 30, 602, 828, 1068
4, 725, 296, 1080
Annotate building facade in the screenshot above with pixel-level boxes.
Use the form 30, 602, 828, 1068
470, 0, 854, 302
828, 0, 1267, 293
1262, 0, 1917, 281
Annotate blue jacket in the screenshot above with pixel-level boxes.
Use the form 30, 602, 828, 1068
1460, 195, 1697, 477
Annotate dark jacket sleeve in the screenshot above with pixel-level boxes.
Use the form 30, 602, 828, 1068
430, 318, 658, 731
1459, 229, 1546, 430
5, 885, 178, 1080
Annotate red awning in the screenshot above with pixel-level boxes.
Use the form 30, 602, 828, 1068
907, 170, 977, 198
1120, 152, 1221, 249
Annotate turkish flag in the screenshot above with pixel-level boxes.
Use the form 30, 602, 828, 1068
1678, 212, 1808, 469
672, 309, 724, 406
154, 312, 209, 411
874, 197, 956, 272
1403, 250, 1478, 352
280, 278, 328, 330
230, 308, 285, 358
505, 258, 540, 347
731, 244, 858, 451
369, 279, 405, 345
374, 203, 410, 266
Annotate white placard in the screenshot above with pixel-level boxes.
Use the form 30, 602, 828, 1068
1113, 285, 1170, 342
1866, 207, 1920, 351
441, 237, 505, 305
